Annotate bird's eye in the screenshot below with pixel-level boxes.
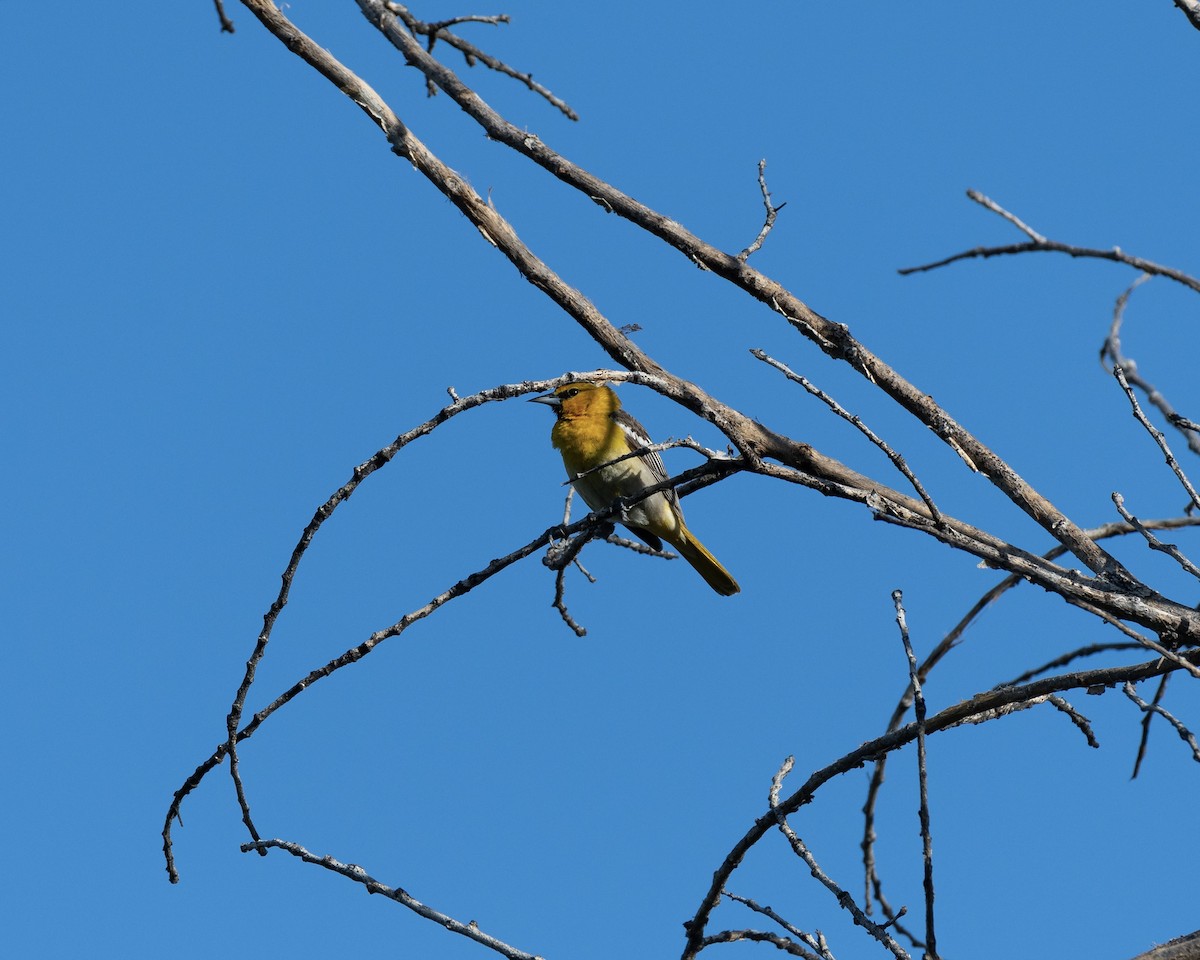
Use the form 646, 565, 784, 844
564, 388, 579, 398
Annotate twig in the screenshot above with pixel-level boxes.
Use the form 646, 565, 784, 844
899, 190, 1200, 296
1123, 681, 1200, 768
213, 0, 235, 32
1101, 275, 1200, 457
1131, 674, 1171, 778
1003, 642, 1144, 686
381, 2, 578, 119
1113, 365, 1200, 512
722, 890, 834, 960
699, 929, 822, 957
562, 435, 731, 487
736, 160, 787, 263
768, 758, 911, 959
893, 592, 938, 960
552, 565, 587, 637
965, 189, 1046, 242
242, 839, 544, 960
752, 349, 942, 524
1045, 695, 1099, 748
1112, 493, 1200, 581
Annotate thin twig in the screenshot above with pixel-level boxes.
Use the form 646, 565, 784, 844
894, 592, 938, 960
769, 758, 911, 959
1003, 642, 1144, 686
1101, 275, 1200, 457
213, 0, 235, 32
1113, 365, 1200, 512
722, 891, 833, 960
752, 349, 942, 524
552, 565, 587, 637
736, 160, 787, 263
1123, 681, 1200, 767
899, 190, 1200, 296
965, 189, 1047, 242
1045, 695, 1099, 748
699, 929, 821, 957
562, 435, 731, 486
1112, 493, 1200, 581
242, 839, 544, 960
382, 2, 578, 119
1131, 674, 1171, 778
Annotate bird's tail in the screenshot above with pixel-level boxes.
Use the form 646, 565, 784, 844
672, 526, 740, 596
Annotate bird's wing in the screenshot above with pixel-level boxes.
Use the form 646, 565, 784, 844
613, 409, 678, 508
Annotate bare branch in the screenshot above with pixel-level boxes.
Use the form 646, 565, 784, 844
1131, 674, 1171, 778
383, 3, 577, 119
552, 560, 588, 637
1124, 681, 1200, 767
736, 160, 787, 263
722, 890, 834, 960
965, 188, 1047, 243
900, 191, 1200, 296
1113, 365, 1200, 512
1101, 276, 1200, 457
1112, 493, 1200, 581
242, 839, 544, 960
699, 928, 822, 957
893, 592, 938, 960
753, 349, 942, 524
1046, 695, 1100, 748
213, 0, 235, 32
768, 781, 910, 959
1003, 643, 1144, 686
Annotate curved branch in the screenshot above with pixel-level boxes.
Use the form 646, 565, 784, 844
164, 373, 742, 881
242, 839, 543, 960
681, 648, 1200, 958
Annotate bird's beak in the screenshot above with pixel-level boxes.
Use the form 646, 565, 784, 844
528, 391, 561, 408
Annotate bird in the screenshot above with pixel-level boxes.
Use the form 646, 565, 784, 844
530, 380, 740, 596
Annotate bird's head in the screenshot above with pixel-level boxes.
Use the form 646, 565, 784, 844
529, 380, 619, 417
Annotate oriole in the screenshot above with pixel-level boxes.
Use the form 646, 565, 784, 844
531, 381, 740, 596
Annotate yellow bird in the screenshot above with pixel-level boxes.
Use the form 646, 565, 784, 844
530, 381, 740, 596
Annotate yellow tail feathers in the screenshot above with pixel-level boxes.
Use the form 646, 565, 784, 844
672, 527, 740, 596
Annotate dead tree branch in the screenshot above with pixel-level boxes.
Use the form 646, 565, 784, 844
900, 190, 1200, 296
242, 839, 543, 960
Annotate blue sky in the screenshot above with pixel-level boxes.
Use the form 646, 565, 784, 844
4, 2, 1199, 958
